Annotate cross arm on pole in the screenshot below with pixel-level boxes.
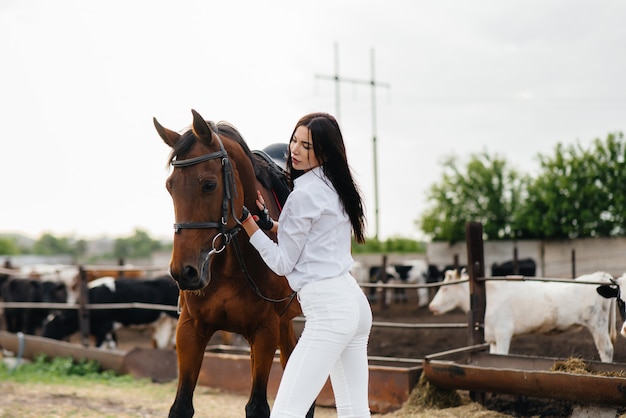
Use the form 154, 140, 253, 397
314, 45, 390, 240
316, 74, 390, 90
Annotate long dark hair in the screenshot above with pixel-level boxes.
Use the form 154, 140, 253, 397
286, 113, 367, 244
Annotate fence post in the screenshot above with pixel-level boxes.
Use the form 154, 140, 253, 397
466, 222, 486, 404
378, 254, 388, 310
466, 223, 486, 345
118, 258, 125, 278
78, 265, 91, 347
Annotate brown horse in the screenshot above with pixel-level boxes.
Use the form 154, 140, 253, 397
153, 110, 308, 418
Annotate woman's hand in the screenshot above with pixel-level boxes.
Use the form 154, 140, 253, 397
253, 191, 274, 231
239, 206, 252, 224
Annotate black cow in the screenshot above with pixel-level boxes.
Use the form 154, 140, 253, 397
1, 277, 68, 335
491, 258, 536, 277
425, 264, 442, 283
42, 275, 179, 348
441, 264, 467, 278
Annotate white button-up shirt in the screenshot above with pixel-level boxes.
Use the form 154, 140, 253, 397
249, 166, 354, 292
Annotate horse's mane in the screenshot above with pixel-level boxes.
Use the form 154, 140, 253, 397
167, 120, 273, 191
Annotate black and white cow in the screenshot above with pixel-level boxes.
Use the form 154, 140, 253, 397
392, 260, 430, 307
1, 277, 68, 335
42, 275, 179, 348
367, 260, 430, 306
367, 265, 400, 303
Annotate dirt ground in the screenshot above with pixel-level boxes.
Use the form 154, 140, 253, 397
3, 288, 626, 417
0, 380, 343, 418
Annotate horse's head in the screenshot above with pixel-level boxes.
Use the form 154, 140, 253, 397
154, 109, 248, 290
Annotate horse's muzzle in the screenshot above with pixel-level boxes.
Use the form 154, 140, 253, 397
170, 251, 213, 290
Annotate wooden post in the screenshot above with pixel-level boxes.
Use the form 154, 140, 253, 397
466, 222, 486, 346
78, 266, 91, 347
540, 240, 546, 278
465, 222, 486, 404
379, 254, 388, 310
118, 258, 125, 278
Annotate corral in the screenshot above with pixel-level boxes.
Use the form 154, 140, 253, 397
3, 228, 626, 416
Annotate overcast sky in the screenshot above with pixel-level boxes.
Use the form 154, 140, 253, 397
2, 0, 625, 242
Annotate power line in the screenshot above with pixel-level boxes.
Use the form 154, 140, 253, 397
315, 43, 390, 240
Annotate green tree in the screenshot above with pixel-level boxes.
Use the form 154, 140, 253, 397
74, 239, 88, 261
384, 237, 425, 253
352, 237, 425, 254
417, 151, 528, 243
517, 132, 626, 239
0, 237, 20, 255
32, 233, 74, 255
113, 229, 163, 259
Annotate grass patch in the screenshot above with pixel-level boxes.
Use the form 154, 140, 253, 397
1, 353, 140, 385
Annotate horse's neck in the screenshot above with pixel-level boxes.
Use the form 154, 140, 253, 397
235, 151, 283, 218
242, 179, 263, 204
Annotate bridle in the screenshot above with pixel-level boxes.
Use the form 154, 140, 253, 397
171, 132, 240, 256
170, 127, 296, 307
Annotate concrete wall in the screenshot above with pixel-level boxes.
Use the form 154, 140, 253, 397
426, 237, 626, 279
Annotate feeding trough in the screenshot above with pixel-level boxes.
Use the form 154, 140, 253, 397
423, 343, 626, 406
198, 345, 422, 414
0, 331, 421, 413
0, 330, 177, 382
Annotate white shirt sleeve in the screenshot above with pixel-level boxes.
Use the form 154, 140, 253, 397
248, 168, 354, 291
249, 187, 320, 276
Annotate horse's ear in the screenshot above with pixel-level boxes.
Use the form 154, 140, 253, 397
191, 109, 214, 146
153, 117, 181, 148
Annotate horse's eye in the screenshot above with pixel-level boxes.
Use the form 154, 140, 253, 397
202, 181, 217, 193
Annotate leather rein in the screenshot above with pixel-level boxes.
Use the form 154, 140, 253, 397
170, 131, 296, 306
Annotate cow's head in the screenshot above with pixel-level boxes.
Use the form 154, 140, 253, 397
428, 268, 470, 315
597, 279, 626, 322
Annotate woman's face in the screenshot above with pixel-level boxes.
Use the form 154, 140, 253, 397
290, 126, 321, 172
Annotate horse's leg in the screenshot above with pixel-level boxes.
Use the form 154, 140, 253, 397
169, 310, 212, 418
277, 319, 316, 418
244, 328, 279, 418
277, 318, 296, 368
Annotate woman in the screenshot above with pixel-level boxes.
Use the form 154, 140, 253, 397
239, 112, 372, 417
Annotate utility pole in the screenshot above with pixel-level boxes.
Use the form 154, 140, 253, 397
315, 44, 390, 240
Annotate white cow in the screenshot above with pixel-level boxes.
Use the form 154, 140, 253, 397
151, 312, 178, 349
429, 270, 617, 362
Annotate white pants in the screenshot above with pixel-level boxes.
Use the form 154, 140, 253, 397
271, 273, 373, 418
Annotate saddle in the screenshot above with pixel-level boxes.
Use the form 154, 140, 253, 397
252, 143, 290, 211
